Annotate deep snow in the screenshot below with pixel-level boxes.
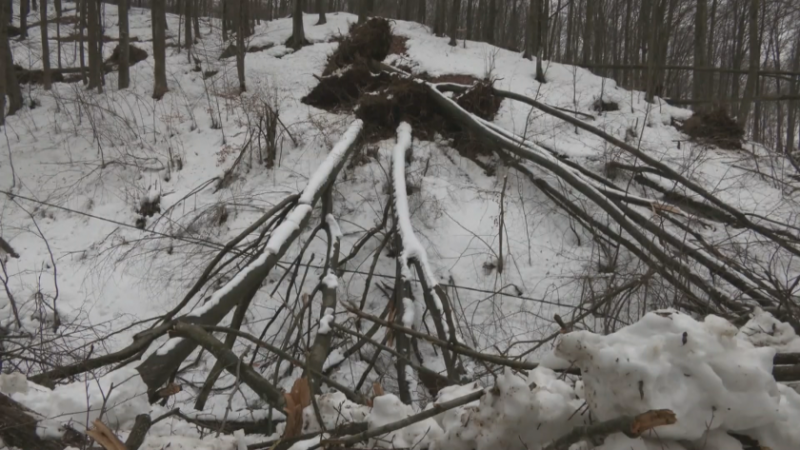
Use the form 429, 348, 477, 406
1, 2, 799, 450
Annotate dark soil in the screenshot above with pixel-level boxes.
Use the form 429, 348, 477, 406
323, 18, 392, 75
302, 60, 392, 111
389, 36, 409, 55
677, 108, 744, 150
592, 98, 619, 112
105, 44, 148, 67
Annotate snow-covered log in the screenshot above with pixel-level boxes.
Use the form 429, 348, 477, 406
135, 120, 363, 397
390, 122, 457, 381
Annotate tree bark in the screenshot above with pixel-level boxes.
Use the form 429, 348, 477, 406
152, 0, 168, 99
316, 0, 326, 24
237, 0, 246, 91
20, 0, 28, 39
184, 0, 193, 49
434, 0, 445, 37
448, 0, 461, 46
738, 0, 759, 128
87, 0, 102, 91
291, 0, 306, 49
788, 31, 800, 152
39, 0, 52, 90
0, 393, 65, 450
119, 0, 130, 89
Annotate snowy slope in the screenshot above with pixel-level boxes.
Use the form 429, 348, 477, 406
1, 2, 799, 449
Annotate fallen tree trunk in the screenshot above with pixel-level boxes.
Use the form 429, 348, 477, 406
0, 393, 67, 450
135, 120, 364, 399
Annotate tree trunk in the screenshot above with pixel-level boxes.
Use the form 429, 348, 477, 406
119, 0, 130, 89
434, 0, 445, 37
692, 0, 708, 110
738, 0, 759, 129
0, 1, 7, 124
484, 0, 496, 45
152, 0, 168, 99
358, 0, 367, 23
0, 393, 64, 450
79, 0, 86, 84
237, 0, 246, 92
465, 0, 473, 40
316, 0, 326, 24
20, 0, 28, 39
87, 0, 102, 91
535, 0, 546, 82
788, 31, 800, 152
524, 0, 536, 60
40, 0, 52, 90
582, 0, 594, 65
448, 0, 461, 46
184, 0, 193, 48
418, 0, 426, 23
291, 0, 306, 49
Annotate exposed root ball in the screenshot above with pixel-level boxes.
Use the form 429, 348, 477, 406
456, 82, 503, 120
106, 44, 149, 67
678, 108, 744, 150
324, 18, 392, 75
355, 79, 445, 140
302, 60, 391, 111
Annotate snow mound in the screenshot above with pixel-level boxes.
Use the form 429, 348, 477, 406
555, 309, 781, 440
369, 393, 444, 448
1, 367, 149, 438
738, 307, 800, 353
431, 368, 586, 450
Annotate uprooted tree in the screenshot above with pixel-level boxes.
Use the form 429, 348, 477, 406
7, 17, 800, 450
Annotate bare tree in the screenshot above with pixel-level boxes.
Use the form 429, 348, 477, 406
185, 0, 194, 49
40, 0, 52, 90
87, 0, 103, 91
738, 0, 761, 128
20, 0, 28, 39
448, 0, 461, 46
119, 0, 131, 89
317, 0, 327, 24
152, 0, 168, 99
237, 0, 247, 92
291, 0, 306, 49
692, 0, 708, 111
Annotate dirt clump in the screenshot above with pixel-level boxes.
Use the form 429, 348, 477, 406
456, 82, 502, 120
356, 78, 445, 140
303, 60, 392, 111
389, 36, 409, 55
106, 44, 148, 67
678, 108, 744, 150
324, 18, 392, 75
592, 98, 619, 112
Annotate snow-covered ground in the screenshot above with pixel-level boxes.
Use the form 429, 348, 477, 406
1, 2, 799, 449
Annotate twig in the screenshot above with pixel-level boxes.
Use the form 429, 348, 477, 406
542, 409, 677, 450
311, 390, 486, 450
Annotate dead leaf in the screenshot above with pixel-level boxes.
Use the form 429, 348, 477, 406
630, 409, 677, 436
